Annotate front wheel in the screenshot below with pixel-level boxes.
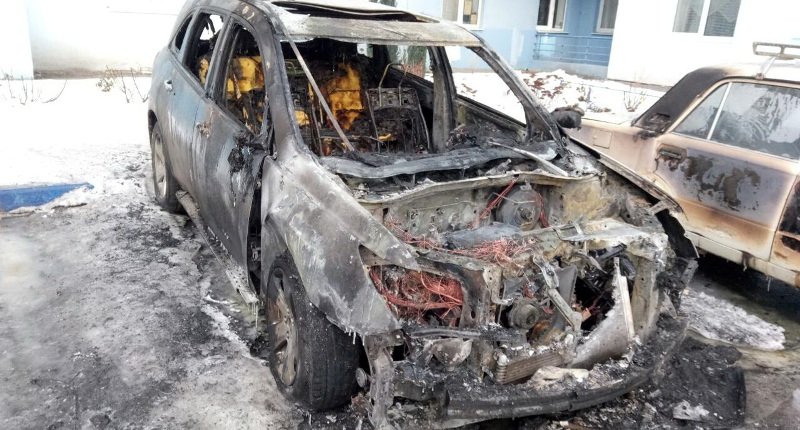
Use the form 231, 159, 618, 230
150, 121, 181, 213
264, 256, 360, 410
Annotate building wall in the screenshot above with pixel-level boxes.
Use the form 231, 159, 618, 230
531, 0, 612, 77
394, 0, 539, 70
608, 0, 799, 86
0, 0, 34, 78
26, 0, 185, 76
476, 0, 539, 68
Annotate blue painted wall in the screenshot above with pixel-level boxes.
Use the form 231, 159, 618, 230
391, 0, 612, 76
396, 0, 539, 70
532, 0, 613, 76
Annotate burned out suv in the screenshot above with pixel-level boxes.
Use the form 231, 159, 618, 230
148, 0, 697, 428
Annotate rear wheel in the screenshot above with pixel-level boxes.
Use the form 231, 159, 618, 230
150, 122, 181, 213
264, 256, 359, 410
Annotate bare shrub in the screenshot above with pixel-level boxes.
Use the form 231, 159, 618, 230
623, 85, 647, 112
96, 67, 149, 103
3, 73, 67, 105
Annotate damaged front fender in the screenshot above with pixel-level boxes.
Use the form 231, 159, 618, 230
261, 146, 420, 335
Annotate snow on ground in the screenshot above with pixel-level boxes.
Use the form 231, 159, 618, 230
682, 288, 786, 351
0, 78, 298, 429
454, 69, 665, 124
0, 78, 150, 208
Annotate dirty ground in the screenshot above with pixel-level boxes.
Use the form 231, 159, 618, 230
1, 79, 798, 429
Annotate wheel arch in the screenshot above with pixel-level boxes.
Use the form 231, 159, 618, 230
148, 110, 157, 134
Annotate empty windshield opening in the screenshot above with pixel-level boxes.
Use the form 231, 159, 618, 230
281, 38, 541, 158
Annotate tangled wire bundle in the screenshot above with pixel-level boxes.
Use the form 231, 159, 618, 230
369, 267, 463, 326
384, 218, 532, 265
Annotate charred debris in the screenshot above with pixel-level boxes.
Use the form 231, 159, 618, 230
273, 32, 696, 427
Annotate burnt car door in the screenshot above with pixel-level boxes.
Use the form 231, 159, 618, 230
191, 15, 269, 263
652, 80, 800, 265
152, 11, 193, 188
163, 11, 226, 193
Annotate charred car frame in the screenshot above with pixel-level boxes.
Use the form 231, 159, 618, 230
570, 43, 800, 288
148, 1, 697, 428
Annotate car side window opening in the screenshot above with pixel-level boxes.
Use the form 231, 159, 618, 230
448, 48, 526, 124
172, 15, 192, 53
221, 24, 266, 134
184, 13, 226, 87
386, 45, 434, 83
674, 82, 800, 159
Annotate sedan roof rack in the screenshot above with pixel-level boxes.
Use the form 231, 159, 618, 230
753, 41, 800, 60
753, 42, 800, 79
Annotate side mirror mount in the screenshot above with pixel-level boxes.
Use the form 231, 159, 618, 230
551, 105, 585, 129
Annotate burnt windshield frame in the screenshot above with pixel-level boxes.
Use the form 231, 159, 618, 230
272, 35, 563, 159
446, 43, 563, 145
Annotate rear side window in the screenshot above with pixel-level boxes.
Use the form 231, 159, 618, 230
220, 24, 266, 134
674, 82, 800, 159
172, 15, 192, 53
183, 12, 226, 88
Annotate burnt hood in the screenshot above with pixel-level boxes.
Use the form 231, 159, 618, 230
320, 144, 558, 179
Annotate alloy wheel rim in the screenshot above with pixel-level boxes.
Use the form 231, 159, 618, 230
268, 272, 298, 386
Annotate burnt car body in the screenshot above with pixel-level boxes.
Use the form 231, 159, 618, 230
570, 44, 800, 287
147, 1, 697, 427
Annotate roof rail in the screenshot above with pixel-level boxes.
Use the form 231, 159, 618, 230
753, 42, 799, 79
753, 41, 800, 60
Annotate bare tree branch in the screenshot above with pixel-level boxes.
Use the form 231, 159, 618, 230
42, 80, 68, 103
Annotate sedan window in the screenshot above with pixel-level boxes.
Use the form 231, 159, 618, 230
673, 82, 800, 159
711, 83, 800, 158
672, 84, 727, 140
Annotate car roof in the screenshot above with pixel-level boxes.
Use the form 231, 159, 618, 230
252, 0, 482, 46
634, 59, 800, 133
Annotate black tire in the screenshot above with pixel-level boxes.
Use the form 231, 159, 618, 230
264, 256, 359, 410
150, 121, 181, 213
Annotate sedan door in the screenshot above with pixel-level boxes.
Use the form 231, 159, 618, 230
650, 80, 800, 263
191, 18, 268, 263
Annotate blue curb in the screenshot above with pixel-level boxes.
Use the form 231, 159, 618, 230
0, 183, 93, 212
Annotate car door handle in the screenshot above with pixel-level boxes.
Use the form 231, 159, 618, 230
164, 79, 173, 92
196, 121, 210, 137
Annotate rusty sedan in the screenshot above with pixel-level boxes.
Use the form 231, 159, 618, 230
147, 0, 696, 428
570, 43, 800, 288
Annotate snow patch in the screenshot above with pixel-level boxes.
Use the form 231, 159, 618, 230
200, 303, 261, 362
453, 69, 665, 125
203, 293, 233, 306
682, 289, 785, 351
